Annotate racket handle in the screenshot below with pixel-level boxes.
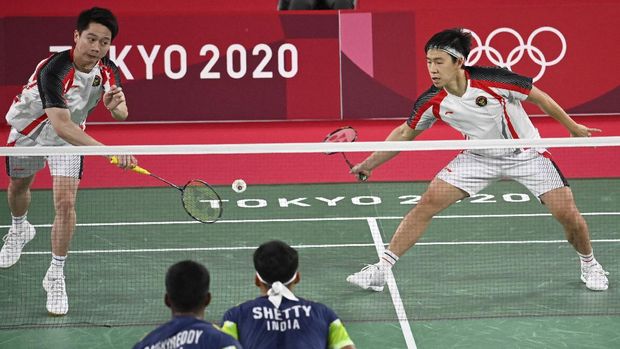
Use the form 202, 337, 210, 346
358, 173, 368, 182
109, 156, 151, 175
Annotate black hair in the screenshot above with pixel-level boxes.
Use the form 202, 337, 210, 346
424, 28, 472, 62
76, 7, 119, 40
254, 240, 298, 285
165, 260, 210, 312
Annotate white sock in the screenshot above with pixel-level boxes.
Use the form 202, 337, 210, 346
577, 251, 597, 268
49, 254, 66, 277
12, 213, 27, 227
378, 250, 399, 269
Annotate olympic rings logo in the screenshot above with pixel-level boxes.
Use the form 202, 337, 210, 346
464, 27, 567, 82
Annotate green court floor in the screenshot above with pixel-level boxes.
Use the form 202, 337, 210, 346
0, 179, 618, 348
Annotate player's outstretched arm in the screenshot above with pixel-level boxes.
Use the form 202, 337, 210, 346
350, 122, 422, 178
47, 108, 137, 169
103, 84, 128, 121
47, 107, 104, 146
526, 86, 601, 137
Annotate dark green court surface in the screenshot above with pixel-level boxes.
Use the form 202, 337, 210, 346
0, 179, 618, 348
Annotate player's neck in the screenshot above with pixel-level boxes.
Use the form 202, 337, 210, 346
444, 70, 468, 97
259, 284, 270, 296
258, 284, 295, 296
73, 57, 97, 73
172, 310, 205, 319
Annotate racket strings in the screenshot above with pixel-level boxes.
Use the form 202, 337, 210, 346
182, 180, 223, 223
324, 127, 367, 181
324, 127, 358, 155
325, 127, 357, 141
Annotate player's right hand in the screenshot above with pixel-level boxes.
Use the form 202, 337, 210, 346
110, 155, 138, 169
350, 163, 371, 181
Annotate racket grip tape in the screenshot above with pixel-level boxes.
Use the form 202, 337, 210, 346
109, 156, 151, 175
358, 173, 368, 182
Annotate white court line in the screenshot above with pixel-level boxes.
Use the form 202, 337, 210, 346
2, 211, 618, 229
366, 218, 417, 349
18, 238, 620, 256
20, 243, 373, 255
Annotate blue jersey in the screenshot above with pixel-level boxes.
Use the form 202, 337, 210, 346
133, 316, 242, 349
221, 296, 354, 349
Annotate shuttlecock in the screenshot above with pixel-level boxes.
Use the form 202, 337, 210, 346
232, 179, 247, 193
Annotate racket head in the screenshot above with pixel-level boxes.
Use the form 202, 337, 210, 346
181, 180, 223, 223
323, 126, 358, 155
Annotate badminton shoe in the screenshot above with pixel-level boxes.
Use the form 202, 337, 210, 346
43, 271, 69, 316
0, 222, 36, 268
581, 263, 609, 291
346, 264, 386, 292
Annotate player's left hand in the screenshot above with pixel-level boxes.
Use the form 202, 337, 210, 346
103, 85, 126, 111
570, 124, 602, 137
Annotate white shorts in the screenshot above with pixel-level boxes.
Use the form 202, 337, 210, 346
436, 149, 568, 198
6, 130, 83, 179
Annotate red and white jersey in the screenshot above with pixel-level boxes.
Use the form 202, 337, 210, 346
408, 66, 539, 142
5, 49, 121, 146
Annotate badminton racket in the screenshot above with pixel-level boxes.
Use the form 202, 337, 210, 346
110, 157, 223, 223
323, 126, 368, 181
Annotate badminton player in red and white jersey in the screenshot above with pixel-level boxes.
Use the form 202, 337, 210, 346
347, 28, 609, 292
0, 7, 137, 315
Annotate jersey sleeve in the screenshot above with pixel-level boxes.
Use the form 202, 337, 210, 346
221, 307, 240, 340
470, 66, 532, 102
406, 86, 442, 130
214, 330, 243, 349
100, 57, 123, 90
37, 54, 72, 109
328, 319, 355, 349
321, 305, 354, 349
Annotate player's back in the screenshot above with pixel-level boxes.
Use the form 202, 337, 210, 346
222, 296, 353, 349
133, 315, 241, 349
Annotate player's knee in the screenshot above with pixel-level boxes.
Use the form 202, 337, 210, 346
8, 178, 32, 194
416, 194, 445, 216
53, 196, 77, 213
